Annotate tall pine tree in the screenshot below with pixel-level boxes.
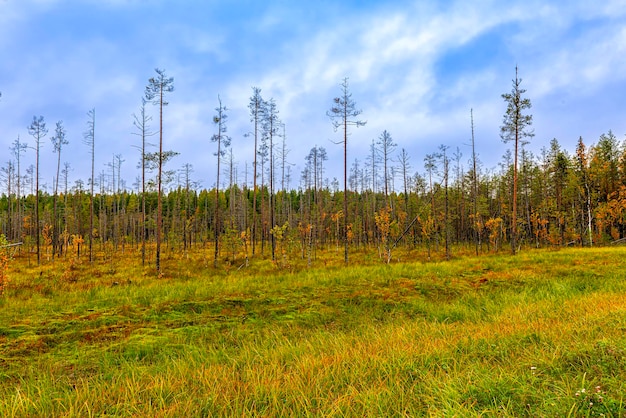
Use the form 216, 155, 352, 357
501, 66, 533, 255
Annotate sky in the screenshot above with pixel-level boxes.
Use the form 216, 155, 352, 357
1, 0, 626, 192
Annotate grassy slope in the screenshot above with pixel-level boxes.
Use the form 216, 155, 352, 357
1, 247, 626, 416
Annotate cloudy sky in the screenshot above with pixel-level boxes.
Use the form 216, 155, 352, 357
1, 0, 626, 192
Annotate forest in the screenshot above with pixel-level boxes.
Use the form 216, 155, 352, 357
1, 69, 626, 271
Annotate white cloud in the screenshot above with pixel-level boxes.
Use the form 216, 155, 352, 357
521, 20, 626, 99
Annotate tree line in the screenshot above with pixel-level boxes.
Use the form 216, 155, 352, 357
1, 69, 626, 270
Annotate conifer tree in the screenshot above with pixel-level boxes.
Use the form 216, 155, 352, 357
145, 68, 174, 274
132, 98, 155, 266
501, 66, 533, 255
10, 136, 27, 243
248, 87, 264, 256
27, 116, 47, 265
51, 121, 68, 259
576, 137, 593, 246
263, 98, 280, 260
83, 109, 96, 263
470, 109, 481, 254
397, 148, 411, 213
327, 77, 366, 263
211, 96, 230, 267
377, 130, 396, 206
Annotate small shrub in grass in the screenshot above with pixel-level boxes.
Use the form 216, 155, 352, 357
61, 258, 80, 282
0, 234, 11, 294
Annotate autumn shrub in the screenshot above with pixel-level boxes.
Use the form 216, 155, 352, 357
0, 234, 9, 294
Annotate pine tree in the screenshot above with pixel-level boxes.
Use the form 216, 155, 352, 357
500, 66, 534, 255
132, 98, 155, 266
51, 121, 68, 259
145, 68, 174, 274
27, 116, 48, 265
83, 109, 96, 263
248, 87, 264, 256
10, 136, 27, 243
327, 77, 366, 263
211, 96, 231, 267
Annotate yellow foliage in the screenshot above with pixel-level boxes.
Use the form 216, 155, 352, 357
374, 207, 392, 245
42, 224, 53, 245
22, 216, 32, 233
0, 235, 10, 295
485, 217, 504, 251
346, 223, 354, 243
530, 212, 549, 246
421, 215, 435, 239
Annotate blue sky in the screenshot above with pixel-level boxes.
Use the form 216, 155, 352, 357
1, 0, 626, 192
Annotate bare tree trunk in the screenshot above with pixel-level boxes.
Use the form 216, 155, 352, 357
471, 109, 480, 255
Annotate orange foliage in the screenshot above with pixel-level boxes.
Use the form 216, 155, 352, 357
485, 217, 504, 251
530, 212, 548, 247
595, 185, 626, 242
0, 235, 10, 295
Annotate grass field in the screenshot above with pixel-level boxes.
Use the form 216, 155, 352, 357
1, 246, 625, 416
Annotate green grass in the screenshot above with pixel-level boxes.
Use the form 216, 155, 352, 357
1, 246, 626, 416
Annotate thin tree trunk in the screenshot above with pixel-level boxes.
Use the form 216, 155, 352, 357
343, 110, 348, 263
511, 125, 518, 255
156, 89, 164, 273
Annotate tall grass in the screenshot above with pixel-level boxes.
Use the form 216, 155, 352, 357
0, 246, 625, 416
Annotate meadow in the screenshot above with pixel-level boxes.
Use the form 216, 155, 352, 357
0, 246, 625, 416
